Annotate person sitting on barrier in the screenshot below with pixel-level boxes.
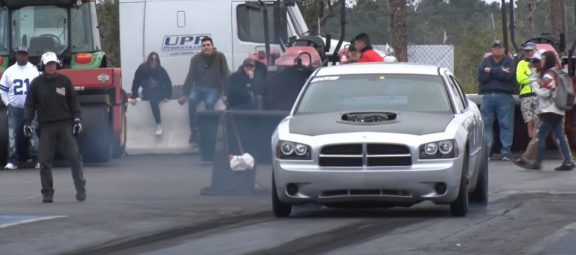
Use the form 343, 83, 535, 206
129, 52, 172, 136
0, 46, 40, 170
178, 37, 230, 144
517, 51, 575, 171
354, 33, 383, 63
226, 59, 259, 110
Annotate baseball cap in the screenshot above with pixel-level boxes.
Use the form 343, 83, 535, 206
531, 49, 545, 62
16, 46, 28, 54
41, 51, 59, 65
491, 40, 503, 48
523, 42, 537, 50
242, 58, 255, 68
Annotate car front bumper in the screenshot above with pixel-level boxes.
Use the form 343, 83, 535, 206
273, 156, 464, 205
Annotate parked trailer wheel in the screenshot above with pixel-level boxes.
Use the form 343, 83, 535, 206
0, 107, 8, 166
78, 105, 112, 163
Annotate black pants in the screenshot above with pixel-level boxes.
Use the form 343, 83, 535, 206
39, 121, 85, 198
149, 97, 162, 124
144, 88, 164, 124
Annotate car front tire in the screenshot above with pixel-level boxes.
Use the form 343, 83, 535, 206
450, 150, 469, 217
470, 143, 488, 206
272, 173, 292, 217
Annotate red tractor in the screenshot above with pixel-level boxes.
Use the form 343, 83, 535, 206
0, 0, 127, 163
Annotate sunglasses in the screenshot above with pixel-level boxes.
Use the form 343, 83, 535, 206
202, 44, 212, 47
150, 58, 158, 62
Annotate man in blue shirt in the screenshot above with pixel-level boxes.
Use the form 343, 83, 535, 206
477, 40, 516, 161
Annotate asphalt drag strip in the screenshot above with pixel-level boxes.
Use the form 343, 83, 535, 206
60, 193, 576, 255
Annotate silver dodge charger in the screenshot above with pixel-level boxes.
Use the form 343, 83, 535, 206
271, 63, 488, 217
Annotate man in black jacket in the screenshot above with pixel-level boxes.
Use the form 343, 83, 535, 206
227, 59, 260, 110
24, 51, 86, 203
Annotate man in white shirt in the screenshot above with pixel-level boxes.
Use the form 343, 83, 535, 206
0, 46, 40, 170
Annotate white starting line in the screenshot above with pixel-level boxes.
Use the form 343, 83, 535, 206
0, 215, 67, 229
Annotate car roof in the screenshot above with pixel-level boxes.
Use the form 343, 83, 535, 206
315, 63, 443, 76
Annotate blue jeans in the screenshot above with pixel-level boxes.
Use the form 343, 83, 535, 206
188, 87, 219, 132
7, 106, 38, 165
536, 118, 572, 163
481, 93, 515, 155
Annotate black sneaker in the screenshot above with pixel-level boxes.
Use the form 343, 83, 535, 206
42, 196, 53, 203
555, 163, 575, 171
76, 190, 86, 202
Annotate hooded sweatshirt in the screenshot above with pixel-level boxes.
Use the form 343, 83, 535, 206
532, 67, 564, 120
131, 64, 172, 100
357, 46, 383, 63
24, 73, 81, 124
182, 51, 229, 96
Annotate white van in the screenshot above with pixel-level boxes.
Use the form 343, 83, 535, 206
119, 0, 321, 154
119, 0, 311, 90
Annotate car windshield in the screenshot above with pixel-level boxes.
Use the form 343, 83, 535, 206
11, 6, 68, 56
295, 74, 452, 113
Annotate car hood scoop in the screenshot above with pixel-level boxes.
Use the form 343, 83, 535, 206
340, 112, 397, 124
289, 111, 454, 136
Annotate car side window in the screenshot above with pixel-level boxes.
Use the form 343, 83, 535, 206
445, 75, 465, 113
450, 75, 468, 109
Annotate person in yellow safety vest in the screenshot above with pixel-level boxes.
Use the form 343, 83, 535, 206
516, 42, 538, 139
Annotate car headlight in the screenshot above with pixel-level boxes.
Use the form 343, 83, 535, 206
419, 139, 458, 159
276, 141, 311, 160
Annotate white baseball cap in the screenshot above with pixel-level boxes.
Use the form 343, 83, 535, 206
41, 51, 59, 65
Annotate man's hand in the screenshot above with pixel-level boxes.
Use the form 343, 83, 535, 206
177, 96, 188, 105
73, 118, 82, 136
246, 70, 255, 79
484, 67, 491, 73
23, 122, 33, 138
501, 67, 511, 73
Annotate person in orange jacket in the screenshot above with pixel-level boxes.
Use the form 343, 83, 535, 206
354, 33, 383, 63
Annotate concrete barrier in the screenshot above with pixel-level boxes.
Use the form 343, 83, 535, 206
126, 99, 225, 155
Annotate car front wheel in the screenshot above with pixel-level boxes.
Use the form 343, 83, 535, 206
450, 150, 469, 217
470, 143, 488, 206
272, 174, 292, 217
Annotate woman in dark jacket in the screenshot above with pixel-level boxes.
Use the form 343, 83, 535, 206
130, 52, 172, 135
226, 58, 259, 110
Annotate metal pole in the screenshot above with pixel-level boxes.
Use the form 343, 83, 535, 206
509, 0, 519, 53
261, 2, 272, 66
501, 0, 509, 54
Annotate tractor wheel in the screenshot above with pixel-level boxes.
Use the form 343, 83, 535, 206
79, 105, 112, 163
0, 108, 8, 166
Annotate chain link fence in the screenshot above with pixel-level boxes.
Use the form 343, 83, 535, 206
374, 44, 455, 72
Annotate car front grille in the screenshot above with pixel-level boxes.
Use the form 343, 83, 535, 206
319, 144, 411, 167
321, 189, 412, 197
